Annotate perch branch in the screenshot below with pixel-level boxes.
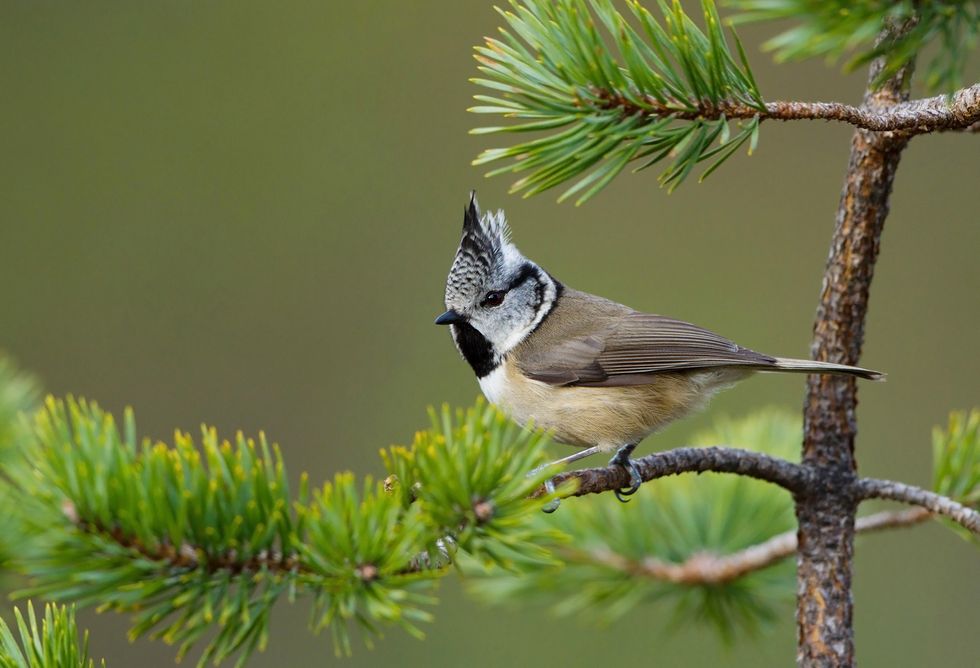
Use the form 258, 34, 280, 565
857, 479, 980, 534
562, 508, 930, 585
531, 446, 814, 500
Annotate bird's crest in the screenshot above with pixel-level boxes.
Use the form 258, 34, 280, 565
445, 192, 518, 305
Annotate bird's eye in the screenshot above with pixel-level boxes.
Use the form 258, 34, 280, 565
481, 290, 505, 308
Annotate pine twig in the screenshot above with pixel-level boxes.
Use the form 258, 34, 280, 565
857, 479, 980, 535
561, 508, 930, 585
531, 446, 814, 499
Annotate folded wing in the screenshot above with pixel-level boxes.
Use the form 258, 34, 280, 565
517, 312, 776, 387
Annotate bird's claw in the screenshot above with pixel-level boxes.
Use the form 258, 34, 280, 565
609, 449, 642, 503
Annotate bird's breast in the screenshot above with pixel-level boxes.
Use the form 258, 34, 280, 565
477, 358, 718, 450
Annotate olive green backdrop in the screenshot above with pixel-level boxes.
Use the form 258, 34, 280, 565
1, 2, 977, 666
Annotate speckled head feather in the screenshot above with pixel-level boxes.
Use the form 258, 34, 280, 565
445, 192, 520, 307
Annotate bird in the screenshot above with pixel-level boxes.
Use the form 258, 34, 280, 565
435, 193, 883, 504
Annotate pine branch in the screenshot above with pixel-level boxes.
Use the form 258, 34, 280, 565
471, 0, 767, 200
6, 397, 559, 665
471, 0, 977, 203
559, 507, 930, 585
857, 479, 980, 535
531, 445, 813, 500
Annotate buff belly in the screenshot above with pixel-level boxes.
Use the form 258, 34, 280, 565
478, 359, 747, 450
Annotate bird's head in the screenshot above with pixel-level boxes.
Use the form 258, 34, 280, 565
436, 193, 559, 362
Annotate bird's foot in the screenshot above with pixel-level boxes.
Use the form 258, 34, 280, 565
609, 443, 641, 503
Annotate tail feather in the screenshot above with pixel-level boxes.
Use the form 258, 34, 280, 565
768, 357, 885, 381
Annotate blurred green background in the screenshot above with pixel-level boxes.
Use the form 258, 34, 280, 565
1, 1, 977, 666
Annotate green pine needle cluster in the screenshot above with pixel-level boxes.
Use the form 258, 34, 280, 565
0, 355, 41, 572
0, 355, 40, 461
470, 0, 765, 202
382, 403, 566, 570
0, 602, 102, 668
4, 396, 557, 666
297, 475, 437, 656
932, 409, 980, 544
467, 409, 800, 642
728, 0, 979, 92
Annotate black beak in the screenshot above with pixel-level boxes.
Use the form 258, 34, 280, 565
434, 309, 464, 325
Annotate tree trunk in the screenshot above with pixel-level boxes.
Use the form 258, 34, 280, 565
795, 22, 916, 668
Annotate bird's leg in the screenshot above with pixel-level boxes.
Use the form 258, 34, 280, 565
609, 442, 642, 503
528, 446, 603, 513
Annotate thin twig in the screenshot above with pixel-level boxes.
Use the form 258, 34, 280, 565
561, 508, 930, 586
857, 478, 980, 535
593, 83, 980, 135
531, 446, 814, 499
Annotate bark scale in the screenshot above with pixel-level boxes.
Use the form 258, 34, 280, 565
795, 23, 916, 668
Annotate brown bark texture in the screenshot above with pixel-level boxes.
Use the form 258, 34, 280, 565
795, 23, 916, 668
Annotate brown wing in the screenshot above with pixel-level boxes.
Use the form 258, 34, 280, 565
517, 311, 776, 387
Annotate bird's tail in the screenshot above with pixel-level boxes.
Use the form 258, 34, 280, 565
768, 357, 885, 381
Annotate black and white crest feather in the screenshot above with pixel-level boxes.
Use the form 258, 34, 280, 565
445, 192, 518, 307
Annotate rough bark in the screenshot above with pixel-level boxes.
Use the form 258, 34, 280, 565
795, 22, 916, 668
